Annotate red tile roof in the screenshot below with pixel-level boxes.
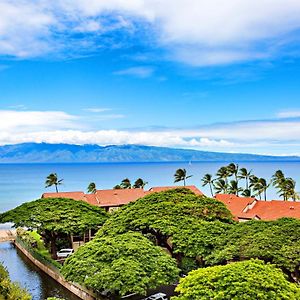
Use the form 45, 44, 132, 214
42, 185, 203, 208
215, 194, 255, 220
248, 200, 300, 221
215, 194, 300, 221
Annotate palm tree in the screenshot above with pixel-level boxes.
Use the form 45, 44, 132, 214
238, 167, 252, 190
251, 177, 269, 200
45, 173, 63, 193
228, 180, 243, 196
133, 178, 148, 189
271, 170, 285, 189
279, 178, 297, 201
216, 166, 230, 186
241, 189, 251, 197
227, 163, 239, 182
201, 173, 215, 197
120, 178, 132, 189
174, 168, 193, 186
213, 179, 228, 194
87, 182, 97, 194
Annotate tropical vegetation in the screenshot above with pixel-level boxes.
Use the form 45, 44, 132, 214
201, 163, 299, 200
0, 198, 108, 258
45, 173, 63, 193
174, 168, 193, 186
0, 263, 31, 300
113, 177, 148, 189
62, 232, 179, 298
173, 259, 300, 300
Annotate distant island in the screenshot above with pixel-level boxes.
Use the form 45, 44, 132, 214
0, 143, 298, 163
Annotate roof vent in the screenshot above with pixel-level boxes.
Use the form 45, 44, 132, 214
290, 206, 295, 210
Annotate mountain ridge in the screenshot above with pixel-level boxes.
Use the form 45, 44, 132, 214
0, 143, 298, 163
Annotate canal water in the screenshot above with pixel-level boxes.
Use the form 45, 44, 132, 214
0, 241, 81, 300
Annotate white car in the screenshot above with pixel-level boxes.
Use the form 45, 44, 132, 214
144, 293, 168, 300
56, 248, 74, 259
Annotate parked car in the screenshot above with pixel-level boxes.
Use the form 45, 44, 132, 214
56, 248, 74, 259
143, 293, 168, 300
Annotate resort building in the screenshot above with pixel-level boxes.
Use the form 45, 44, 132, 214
215, 194, 300, 221
42, 185, 203, 212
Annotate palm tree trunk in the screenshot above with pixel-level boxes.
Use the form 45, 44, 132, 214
183, 178, 186, 186
246, 177, 249, 190
55, 184, 58, 193
209, 183, 214, 197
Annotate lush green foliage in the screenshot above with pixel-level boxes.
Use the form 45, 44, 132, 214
0, 198, 108, 257
207, 218, 300, 280
171, 220, 233, 264
173, 260, 300, 300
202, 163, 299, 200
0, 263, 31, 300
100, 188, 233, 237
0, 198, 108, 234
62, 232, 179, 297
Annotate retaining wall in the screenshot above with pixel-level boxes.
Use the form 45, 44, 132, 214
14, 240, 98, 300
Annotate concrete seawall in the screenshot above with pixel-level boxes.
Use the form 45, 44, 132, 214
14, 240, 98, 300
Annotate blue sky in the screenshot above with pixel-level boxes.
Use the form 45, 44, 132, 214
1, 1, 300, 155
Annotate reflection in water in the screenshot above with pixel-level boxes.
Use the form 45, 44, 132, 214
0, 242, 80, 300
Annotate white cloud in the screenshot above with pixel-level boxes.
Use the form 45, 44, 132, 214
114, 66, 155, 78
277, 110, 300, 118
1, 109, 300, 155
0, 110, 79, 132
1, 1, 300, 65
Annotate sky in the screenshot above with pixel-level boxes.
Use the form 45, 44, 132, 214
1, 0, 300, 155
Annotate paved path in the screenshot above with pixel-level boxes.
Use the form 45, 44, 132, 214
0, 229, 16, 242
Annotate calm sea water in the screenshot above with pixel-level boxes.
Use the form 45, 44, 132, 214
0, 161, 299, 212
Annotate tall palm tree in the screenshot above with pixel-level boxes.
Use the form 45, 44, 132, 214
120, 178, 132, 189
251, 177, 269, 201
45, 173, 63, 193
216, 166, 231, 186
238, 167, 252, 190
201, 173, 215, 197
228, 180, 243, 196
227, 163, 239, 182
133, 178, 148, 189
271, 170, 285, 189
213, 179, 228, 194
174, 168, 193, 186
279, 178, 297, 201
87, 182, 97, 194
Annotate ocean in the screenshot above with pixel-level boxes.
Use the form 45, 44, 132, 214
0, 161, 299, 212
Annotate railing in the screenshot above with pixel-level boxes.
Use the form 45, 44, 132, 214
15, 236, 62, 272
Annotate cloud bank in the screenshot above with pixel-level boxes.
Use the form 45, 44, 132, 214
1, 1, 300, 65
1, 110, 300, 156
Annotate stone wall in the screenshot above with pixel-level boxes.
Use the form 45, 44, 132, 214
14, 241, 98, 300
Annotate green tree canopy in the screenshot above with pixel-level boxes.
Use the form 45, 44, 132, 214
173, 259, 300, 300
171, 220, 233, 267
62, 232, 179, 298
0, 198, 108, 257
207, 218, 300, 281
0, 263, 31, 300
100, 188, 233, 239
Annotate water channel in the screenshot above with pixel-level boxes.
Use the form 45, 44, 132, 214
0, 241, 81, 300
